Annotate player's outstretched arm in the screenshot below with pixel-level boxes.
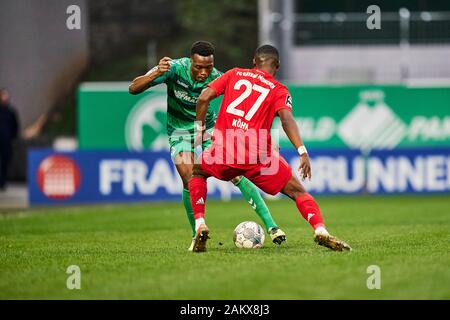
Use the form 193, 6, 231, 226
196, 87, 216, 127
193, 87, 216, 148
278, 109, 312, 181
129, 57, 172, 95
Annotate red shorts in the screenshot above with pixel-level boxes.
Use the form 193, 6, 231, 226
199, 150, 292, 195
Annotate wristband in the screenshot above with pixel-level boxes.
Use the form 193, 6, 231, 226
297, 145, 308, 156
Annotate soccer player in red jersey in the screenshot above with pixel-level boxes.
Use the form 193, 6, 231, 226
189, 45, 352, 253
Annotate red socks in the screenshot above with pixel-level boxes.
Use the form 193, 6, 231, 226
295, 193, 325, 230
189, 178, 324, 232
189, 177, 207, 220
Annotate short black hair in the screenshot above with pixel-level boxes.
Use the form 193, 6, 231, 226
191, 41, 215, 57
254, 45, 280, 67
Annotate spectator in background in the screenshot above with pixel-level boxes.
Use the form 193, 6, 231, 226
0, 89, 19, 191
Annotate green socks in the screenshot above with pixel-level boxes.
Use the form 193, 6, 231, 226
182, 189, 196, 238
234, 177, 277, 231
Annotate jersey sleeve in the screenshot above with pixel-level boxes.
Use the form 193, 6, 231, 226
273, 87, 293, 114
207, 69, 233, 96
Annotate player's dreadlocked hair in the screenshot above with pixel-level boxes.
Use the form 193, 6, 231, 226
190, 41, 215, 57
254, 45, 280, 68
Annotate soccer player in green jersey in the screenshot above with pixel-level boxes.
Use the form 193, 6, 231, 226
129, 41, 285, 250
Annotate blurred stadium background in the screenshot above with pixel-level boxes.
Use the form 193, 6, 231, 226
1, 0, 449, 300
0, 0, 449, 207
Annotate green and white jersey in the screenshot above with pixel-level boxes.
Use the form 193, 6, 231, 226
149, 57, 222, 137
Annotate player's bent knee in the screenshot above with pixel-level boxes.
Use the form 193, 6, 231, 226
192, 164, 207, 178
281, 176, 307, 200
192, 164, 200, 176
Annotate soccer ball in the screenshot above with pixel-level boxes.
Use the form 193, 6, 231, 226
233, 221, 265, 249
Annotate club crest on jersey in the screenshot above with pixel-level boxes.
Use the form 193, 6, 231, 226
286, 95, 293, 108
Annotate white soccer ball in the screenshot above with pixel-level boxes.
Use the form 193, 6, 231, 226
233, 221, 265, 249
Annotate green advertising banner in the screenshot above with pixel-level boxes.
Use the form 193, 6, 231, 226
78, 83, 222, 151
78, 83, 450, 151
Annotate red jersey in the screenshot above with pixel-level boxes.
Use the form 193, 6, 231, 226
207, 68, 292, 167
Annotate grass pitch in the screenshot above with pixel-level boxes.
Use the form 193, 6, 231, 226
0, 196, 449, 299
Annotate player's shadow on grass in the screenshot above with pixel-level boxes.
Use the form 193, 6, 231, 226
199, 242, 308, 254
